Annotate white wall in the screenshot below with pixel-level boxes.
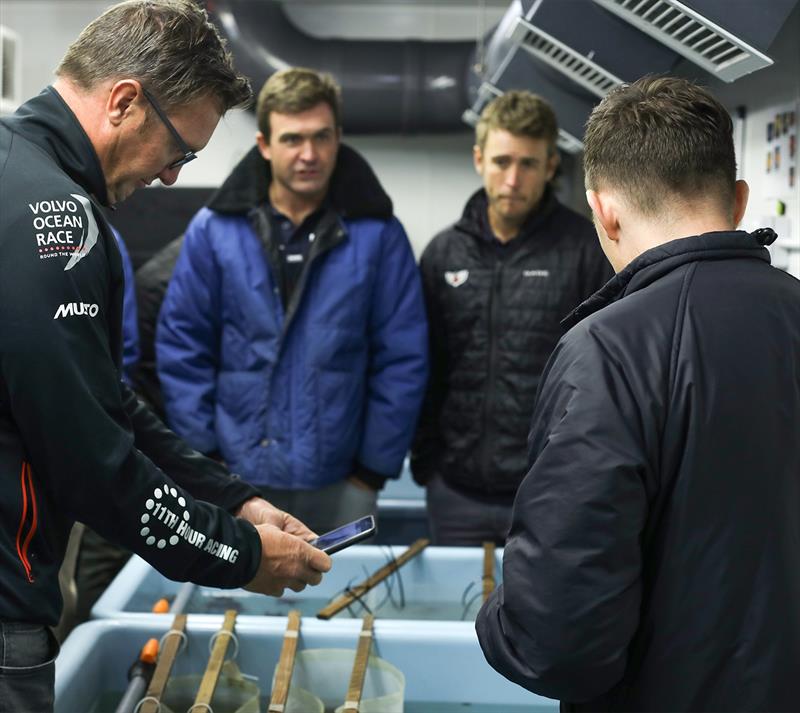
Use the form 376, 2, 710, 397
706, 4, 800, 277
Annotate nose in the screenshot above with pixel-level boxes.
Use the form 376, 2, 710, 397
505, 164, 521, 189
299, 139, 317, 163
157, 165, 182, 186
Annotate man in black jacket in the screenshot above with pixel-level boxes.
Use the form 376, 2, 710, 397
0, 3, 329, 711
411, 90, 610, 545
476, 76, 800, 711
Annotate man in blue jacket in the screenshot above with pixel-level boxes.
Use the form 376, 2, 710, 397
157, 68, 428, 534
476, 76, 800, 710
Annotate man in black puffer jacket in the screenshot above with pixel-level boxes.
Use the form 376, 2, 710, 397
411, 90, 610, 545
477, 76, 800, 711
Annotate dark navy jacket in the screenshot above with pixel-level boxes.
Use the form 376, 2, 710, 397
156, 146, 428, 489
477, 230, 800, 711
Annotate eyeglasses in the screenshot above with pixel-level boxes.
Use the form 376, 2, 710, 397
141, 86, 197, 170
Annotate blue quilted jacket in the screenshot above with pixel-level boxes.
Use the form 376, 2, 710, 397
156, 145, 428, 489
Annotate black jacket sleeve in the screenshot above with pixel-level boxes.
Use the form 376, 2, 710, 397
409, 239, 449, 485
121, 382, 259, 511
0, 203, 260, 589
476, 322, 652, 702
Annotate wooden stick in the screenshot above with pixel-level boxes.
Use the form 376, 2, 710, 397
482, 541, 496, 602
139, 613, 187, 713
191, 610, 238, 711
342, 615, 375, 713
267, 610, 302, 713
317, 538, 430, 620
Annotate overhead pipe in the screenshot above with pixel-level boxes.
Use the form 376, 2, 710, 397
205, 0, 483, 134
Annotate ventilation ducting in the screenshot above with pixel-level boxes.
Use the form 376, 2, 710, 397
206, 0, 797, 142
593, 0, 774, 81
206, 0, 477, 133
463, 0, 678, 152
512, 0, 679, 94
508, 17, 624, 98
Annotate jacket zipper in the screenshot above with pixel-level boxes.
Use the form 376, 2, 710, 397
15, 460, 38, 583
480, 261, 502, 486
250, 207, 346, 456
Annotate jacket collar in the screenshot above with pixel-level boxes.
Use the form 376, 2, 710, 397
206, 143, 393, 220
562, 229, 776, 329
455, 185, 559, 242
4, 86, 109, 206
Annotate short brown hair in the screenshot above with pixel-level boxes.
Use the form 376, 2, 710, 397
256, 68, 342, 140
583, 75, 736, 216
57, 0, 251, 113
475, 90, 559, 154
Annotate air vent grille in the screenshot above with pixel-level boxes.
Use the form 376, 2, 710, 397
463, 83, 585, 154
509, 17, 623, 98
593, 0, 773, 81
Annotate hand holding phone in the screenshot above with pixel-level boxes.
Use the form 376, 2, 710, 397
309, 515, 377, 554
245, 525, 332, 597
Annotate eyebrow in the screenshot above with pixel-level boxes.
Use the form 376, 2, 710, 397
491, 155, 541, 164
278, 128, 335, 141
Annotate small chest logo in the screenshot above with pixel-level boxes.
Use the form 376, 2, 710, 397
30, 193, 99, 270
444, 269, 469, 287
523, 269, 550, 278
53, 302, 99, 319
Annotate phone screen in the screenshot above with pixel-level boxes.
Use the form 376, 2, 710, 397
311, 515, 376, 554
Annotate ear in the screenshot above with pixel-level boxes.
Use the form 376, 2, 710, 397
106, 79, 143, 128
732, 179, 749, 227
255, 131, 271, 162
472, 144, 483, 175
586, 188, 621, 243
546, 150, 560, 182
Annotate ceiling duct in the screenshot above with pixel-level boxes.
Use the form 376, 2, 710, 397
513, 0, 679, 95
463, 0, 680, 152
593, 0, 767, 81
462, 0, 674, 153
508, 17, 624, 98
592, 0, 798, 82
204, 0, 476, 133
462, 2, 592, 153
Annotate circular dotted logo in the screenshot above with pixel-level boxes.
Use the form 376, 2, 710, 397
139, 484, 190, 550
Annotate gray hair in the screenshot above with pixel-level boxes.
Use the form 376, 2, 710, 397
56, 0, 251, 113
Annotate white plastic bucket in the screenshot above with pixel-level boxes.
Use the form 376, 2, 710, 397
286, 648, 405, 713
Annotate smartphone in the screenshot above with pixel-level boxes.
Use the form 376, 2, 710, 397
309, 515, 377, 555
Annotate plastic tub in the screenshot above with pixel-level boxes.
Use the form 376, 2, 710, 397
55, 616, 555, 713
93, 545, 503, 623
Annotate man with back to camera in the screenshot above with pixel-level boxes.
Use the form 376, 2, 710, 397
410, 90, 611, 545
156, 67, 428, 535
0, 3, 331, 710
476, 76, 800, 710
